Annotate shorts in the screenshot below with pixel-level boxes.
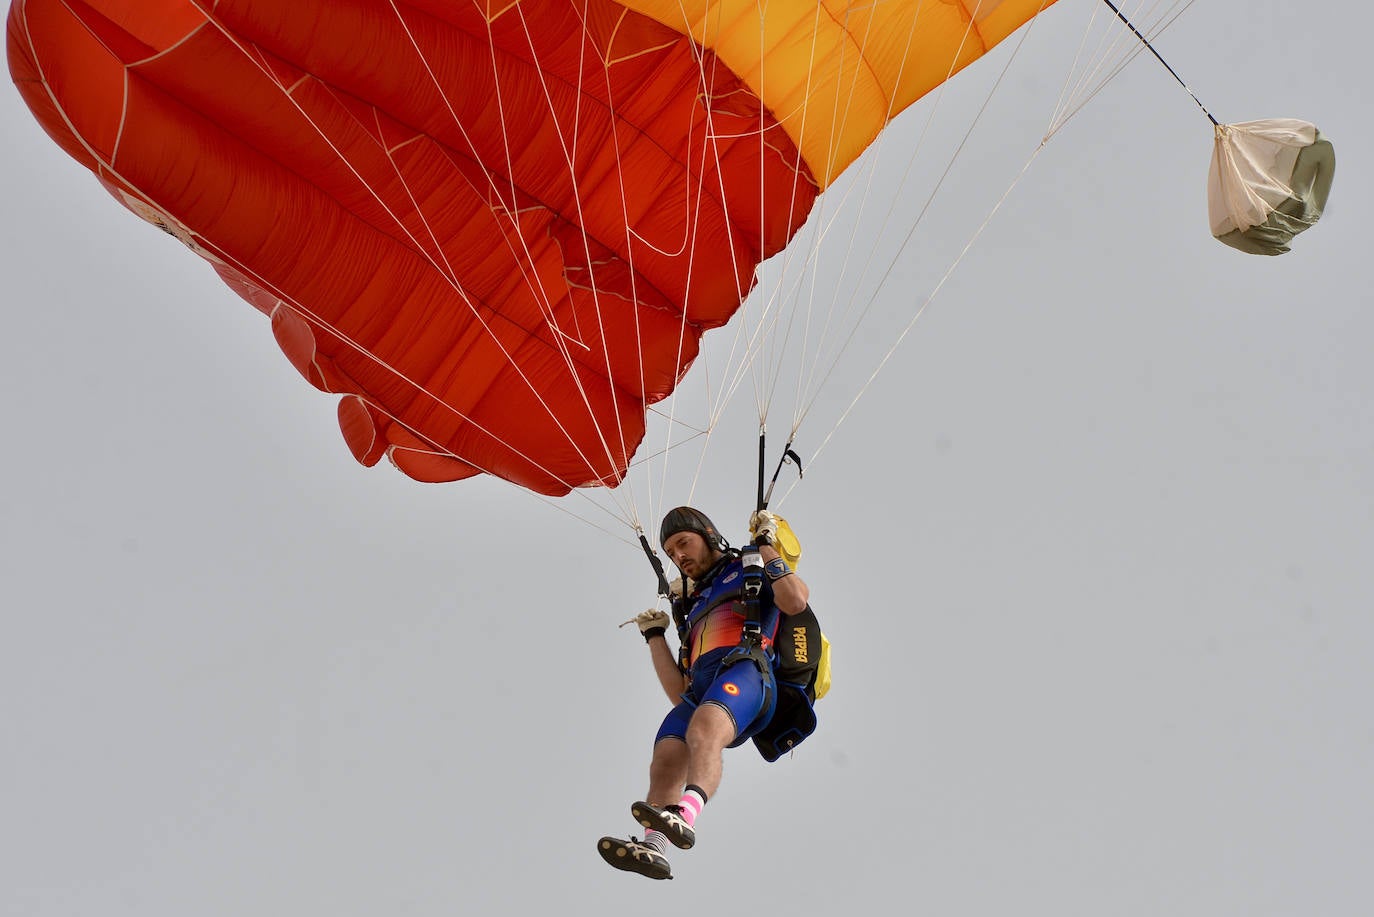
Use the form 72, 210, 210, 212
654, 646, 774, 748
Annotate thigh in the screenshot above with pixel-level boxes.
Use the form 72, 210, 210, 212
654, 699, 696, 744
697, 659, 769, 743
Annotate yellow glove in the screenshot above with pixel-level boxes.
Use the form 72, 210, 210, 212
748, 509, 779, 546
750, 511, 802, 569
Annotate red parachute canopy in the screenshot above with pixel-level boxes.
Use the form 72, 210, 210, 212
8, 0, 1054, 495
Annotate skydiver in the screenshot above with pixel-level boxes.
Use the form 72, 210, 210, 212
597, 506, 811, 880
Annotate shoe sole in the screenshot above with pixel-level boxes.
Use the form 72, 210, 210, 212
630, 803, 696, 850
598, 837, 672, 880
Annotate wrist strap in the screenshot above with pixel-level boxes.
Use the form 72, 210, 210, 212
764, 558, 792, 581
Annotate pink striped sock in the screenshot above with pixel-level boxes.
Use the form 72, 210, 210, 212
676, 787, 705, 827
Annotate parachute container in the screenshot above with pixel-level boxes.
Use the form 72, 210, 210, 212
1208, 119, 1335, 255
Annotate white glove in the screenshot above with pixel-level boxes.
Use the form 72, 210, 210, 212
668, 576, 691, 599
749, 510, 779, 546
621, 608, 670, 641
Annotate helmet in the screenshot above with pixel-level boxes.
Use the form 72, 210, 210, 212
659, 506, 728, 552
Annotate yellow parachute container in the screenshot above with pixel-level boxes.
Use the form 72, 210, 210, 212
770, 514, 830, 700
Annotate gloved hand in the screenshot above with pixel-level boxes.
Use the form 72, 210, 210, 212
749, 509, 779, 546
621, 608, 670, 642
668, 576, 691, 599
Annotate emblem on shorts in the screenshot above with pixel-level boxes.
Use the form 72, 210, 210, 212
723, 682, 740, 696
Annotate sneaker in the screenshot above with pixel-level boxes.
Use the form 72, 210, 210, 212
630, 802, 696, 850
597, 835, 672, 880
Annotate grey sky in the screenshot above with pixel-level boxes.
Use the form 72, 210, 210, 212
3, 3, 1370, 915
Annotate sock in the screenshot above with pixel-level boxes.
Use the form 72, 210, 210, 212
676, 785, 707, 828
641, 830, 669, 855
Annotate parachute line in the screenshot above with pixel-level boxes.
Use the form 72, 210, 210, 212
1097, 0, 1216, 124
781, 148, 1046, 504
17, 0, 1201, 549
1046, 0, 1198, 138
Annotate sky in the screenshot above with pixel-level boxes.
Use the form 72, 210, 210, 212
3, 2, 1371, 915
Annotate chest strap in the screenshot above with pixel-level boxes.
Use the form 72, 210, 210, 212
718, 544, 776, 714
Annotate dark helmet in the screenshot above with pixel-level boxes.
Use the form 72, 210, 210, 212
659, 506, 728, 552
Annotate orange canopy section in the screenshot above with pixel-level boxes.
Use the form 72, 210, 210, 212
7, 0, 816, 494
620, 0, 1060, 185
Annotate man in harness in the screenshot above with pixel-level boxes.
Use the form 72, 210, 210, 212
598, 506, 812, 880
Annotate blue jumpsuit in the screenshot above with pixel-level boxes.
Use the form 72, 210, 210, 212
654, 554, 781, 747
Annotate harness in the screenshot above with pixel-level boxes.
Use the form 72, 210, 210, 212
660, 541, 822, 760
673, 549, 779, 740
715, 545, 778, 734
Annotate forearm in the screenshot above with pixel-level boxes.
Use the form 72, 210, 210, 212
647, 636, 688, 702
759, 543, 810, 614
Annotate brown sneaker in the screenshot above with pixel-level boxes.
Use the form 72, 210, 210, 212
597, 835, 672, 880
630, 802, 696, 850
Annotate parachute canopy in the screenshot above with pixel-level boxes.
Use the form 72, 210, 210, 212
1208, 119, 1335, 256
7, 0, 1056, 495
